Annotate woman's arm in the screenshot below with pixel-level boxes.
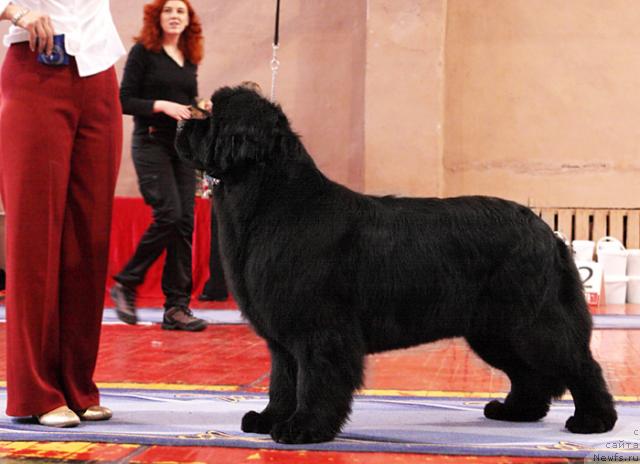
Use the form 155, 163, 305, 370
153, 100, 192, 121
0, 2, 55, 54
119, 43, 155, 116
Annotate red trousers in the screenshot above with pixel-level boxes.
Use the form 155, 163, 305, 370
0, 44, 122, 417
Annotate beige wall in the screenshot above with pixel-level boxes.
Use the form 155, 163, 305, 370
365, 0, 446, 197
444, 0, 640, 207
1, 1, 640, 208
111, 0, 367, 196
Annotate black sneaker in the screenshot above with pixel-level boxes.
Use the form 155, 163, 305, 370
162, 306, 207, 331
110, 283, 137, 325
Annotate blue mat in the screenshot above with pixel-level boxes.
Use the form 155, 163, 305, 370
0, 388, 638, 459
1, 305, 640, 329
0, 306, 245, 325
100, 308, 245, 325
591, 314, 640, 329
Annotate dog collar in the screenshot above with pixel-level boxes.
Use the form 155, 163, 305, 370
204, 173, 221, 187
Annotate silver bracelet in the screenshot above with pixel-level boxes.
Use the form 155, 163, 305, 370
10, 8, 29, 26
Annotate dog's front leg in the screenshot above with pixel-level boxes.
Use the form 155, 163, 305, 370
242, 339, 297, 434
270, 330, 365, 444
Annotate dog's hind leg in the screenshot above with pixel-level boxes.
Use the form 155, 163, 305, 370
513, 333, 616, 432
270, 329, 365, 444
242, 339, 298, 434
506, 305, 616, 432
466, 335, 558, 422
565, 350, 617, 433
475, 313, 616, 433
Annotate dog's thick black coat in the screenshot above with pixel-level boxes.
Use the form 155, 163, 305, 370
176, 86, 617, 444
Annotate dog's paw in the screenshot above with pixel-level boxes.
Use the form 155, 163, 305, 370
241, 410, 273, 434
270, 414, 336, 444
483, 400, 547, 422
566, 411, 617, 434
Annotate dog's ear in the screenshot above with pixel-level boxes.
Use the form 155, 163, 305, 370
212, 129, 266, 174
206, 85, 288, 175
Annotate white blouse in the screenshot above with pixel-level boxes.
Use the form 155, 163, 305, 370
0, 0, 125, 76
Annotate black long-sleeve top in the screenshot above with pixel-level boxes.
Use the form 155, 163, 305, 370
120, 42, 198, 140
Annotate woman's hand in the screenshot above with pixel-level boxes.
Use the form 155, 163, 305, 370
154, 100, 192, 121
17, 11, 55, 55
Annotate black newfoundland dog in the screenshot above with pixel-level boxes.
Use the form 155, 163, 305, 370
176, 85, 617, 444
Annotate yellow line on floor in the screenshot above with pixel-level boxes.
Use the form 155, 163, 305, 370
1, 380, 637, 402
101, 383, 640, 402
97, 381, 239, 391
359, 389, 640, 402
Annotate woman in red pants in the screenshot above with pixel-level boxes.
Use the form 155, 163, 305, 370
0, 0, 125, 427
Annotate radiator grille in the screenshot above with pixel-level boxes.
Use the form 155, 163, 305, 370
531, 208, 640, 249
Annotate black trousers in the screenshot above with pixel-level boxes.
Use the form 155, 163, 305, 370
202, 199, 228, 297
115, 133, 196, 309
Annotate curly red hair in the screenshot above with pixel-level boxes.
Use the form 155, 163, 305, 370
134, 0, 204, 65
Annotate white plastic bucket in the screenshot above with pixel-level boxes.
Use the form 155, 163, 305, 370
597, 236, 627, 277
598, 251, 628, 277
627, 276, 640, 303
572, 240, 595, 262
597, 236, 625, 252
604, 276, 629, 305
627, 249, 640, 276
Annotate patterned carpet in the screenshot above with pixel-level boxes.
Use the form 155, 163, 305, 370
0, 388, 638, 459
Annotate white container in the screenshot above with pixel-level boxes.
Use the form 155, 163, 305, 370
599, 251, 628, 276
572, 240, 595, 261
627, 249, 640, 276
597, 236, 627, 277
604, 276, 629, 305
597, 236, 625, 252
627, 276, 640, 303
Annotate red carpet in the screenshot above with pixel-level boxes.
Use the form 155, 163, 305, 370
106, 197, 226, 303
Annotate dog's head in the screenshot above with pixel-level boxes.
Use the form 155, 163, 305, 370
176, 84, 292, 179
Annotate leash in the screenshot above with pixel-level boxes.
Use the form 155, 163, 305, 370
270, 0, 281, 101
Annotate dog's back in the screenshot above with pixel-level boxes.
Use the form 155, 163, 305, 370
316, 191, 586, 352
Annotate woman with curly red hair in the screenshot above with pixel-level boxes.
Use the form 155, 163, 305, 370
111, 0, 210, 331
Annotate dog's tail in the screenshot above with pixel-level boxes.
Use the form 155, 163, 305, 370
554, 236, 593, 337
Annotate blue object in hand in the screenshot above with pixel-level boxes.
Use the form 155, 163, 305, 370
37, 34, 70, 66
